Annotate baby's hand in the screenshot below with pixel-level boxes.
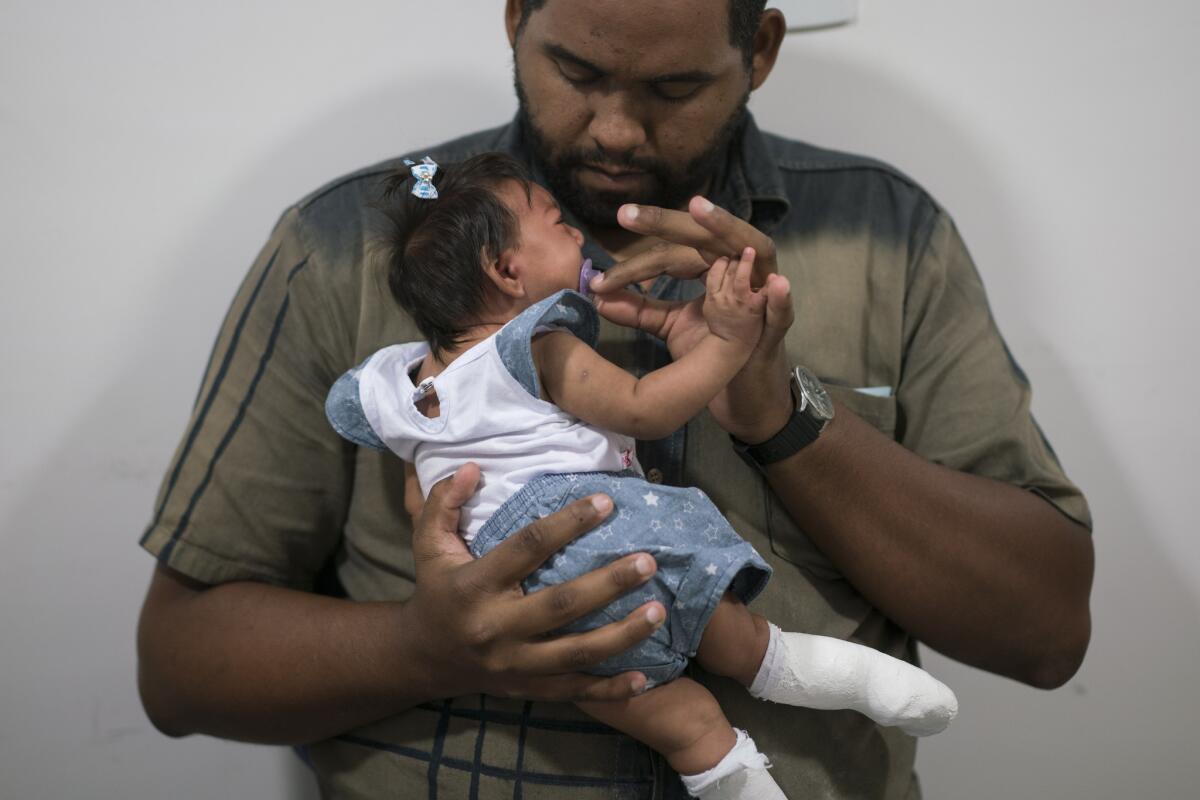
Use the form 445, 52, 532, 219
703, 247, 768, 350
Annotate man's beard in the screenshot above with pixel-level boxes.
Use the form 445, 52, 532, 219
515, 67, 749, 229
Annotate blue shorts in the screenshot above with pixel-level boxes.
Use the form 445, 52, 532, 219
469, 471, 772, 686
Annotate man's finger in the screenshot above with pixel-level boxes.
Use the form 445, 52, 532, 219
590, 241, 708, 293
412, 463, 480, 575
566, 672, 650, 702
760, 273, 794, 352
593, 290, 682, 339
687, 196, 778, 286
499, 671, 650, 703
509, 600, 667, 676
505, 553, 658, 637
618, 203, 724, 255
687, 196, 776, 257
472, 494, 614, 590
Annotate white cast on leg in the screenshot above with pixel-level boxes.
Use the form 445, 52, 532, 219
749, 623, 959, 736
679, 729, 788, 800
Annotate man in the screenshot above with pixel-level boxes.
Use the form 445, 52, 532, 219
136, 1, 1094, 797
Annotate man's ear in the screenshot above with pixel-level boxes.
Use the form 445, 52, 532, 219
749, 9, 786, 91
482, 246, 526, 299
504, 0, 524, 48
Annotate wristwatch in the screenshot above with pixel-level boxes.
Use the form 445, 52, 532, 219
732, 366, 834, 471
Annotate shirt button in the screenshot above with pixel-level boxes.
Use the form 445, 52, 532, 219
647, 468, 664, 484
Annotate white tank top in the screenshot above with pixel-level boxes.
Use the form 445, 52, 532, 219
356, 291, 641, 541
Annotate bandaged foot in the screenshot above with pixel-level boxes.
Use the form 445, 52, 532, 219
680, 729, 787, 800
749, 623, 958, 736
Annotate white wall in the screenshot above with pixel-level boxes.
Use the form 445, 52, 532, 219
1, 1, 1195, 797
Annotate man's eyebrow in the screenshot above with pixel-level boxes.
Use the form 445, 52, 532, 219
544, 44, 607, 76
648, 69, 717, 83
543, 43, 715, 83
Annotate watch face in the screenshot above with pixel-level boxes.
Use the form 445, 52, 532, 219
794, 366, 834, 420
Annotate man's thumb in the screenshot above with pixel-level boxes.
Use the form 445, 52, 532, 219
412, 463, 480, 569
762, 274, 794, 350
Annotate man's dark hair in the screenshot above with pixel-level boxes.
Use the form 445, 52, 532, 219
377, 153, 534, 357
516, 0, 768, 66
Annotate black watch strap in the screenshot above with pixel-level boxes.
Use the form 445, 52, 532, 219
731, 367, 833, 472
736, 410, 824, 466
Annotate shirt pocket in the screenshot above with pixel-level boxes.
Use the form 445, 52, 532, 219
822, 383, 898, 439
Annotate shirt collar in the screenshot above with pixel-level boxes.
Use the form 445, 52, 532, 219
718, 112, 791, 231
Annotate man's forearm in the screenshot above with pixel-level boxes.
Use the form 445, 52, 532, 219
137, 565, 435, 745
763, 401, 1094, 688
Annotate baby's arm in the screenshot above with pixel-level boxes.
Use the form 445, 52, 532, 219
536, 248, 766, 440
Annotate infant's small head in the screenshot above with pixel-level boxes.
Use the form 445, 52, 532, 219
378, 152, 585, 356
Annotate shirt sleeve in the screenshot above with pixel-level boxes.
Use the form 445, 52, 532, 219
897, 210, 1093, 531
139, 206, 356, 587
495, 289, 599, 399
326, 357, 389, 453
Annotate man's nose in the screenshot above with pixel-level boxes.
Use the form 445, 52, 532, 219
587, 92, 648, 156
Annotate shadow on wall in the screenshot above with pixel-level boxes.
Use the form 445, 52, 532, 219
920, 346, 1200, 799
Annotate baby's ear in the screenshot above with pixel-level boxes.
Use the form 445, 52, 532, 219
483, 245, 526, 298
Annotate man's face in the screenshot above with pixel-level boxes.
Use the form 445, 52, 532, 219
511, 0, 754, 228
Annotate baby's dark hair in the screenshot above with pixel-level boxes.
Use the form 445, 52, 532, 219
377, 152, 534, 356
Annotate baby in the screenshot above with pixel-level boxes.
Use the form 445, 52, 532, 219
325, 153, 958, 800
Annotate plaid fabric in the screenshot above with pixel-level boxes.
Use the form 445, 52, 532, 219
141, 112, 1090, 799
315, 696, 672, 799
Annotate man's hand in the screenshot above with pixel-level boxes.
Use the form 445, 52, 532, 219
592, 197, 777, 289
403, 463, 666, 703
591, 197, 795, 442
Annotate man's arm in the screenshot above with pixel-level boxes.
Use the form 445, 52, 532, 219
138, 564, 429, 744
137, 467, 665, 745
761, 401, 1093, 689
595, 198, 1094, 688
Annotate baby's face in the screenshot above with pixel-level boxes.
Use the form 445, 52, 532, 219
499, 181, 586, 301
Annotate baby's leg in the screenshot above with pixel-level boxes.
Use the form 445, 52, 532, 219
577, 677, 735, 776
696, 592, 772, 686
577, 678, 785, 799
697, 593, 958, 736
